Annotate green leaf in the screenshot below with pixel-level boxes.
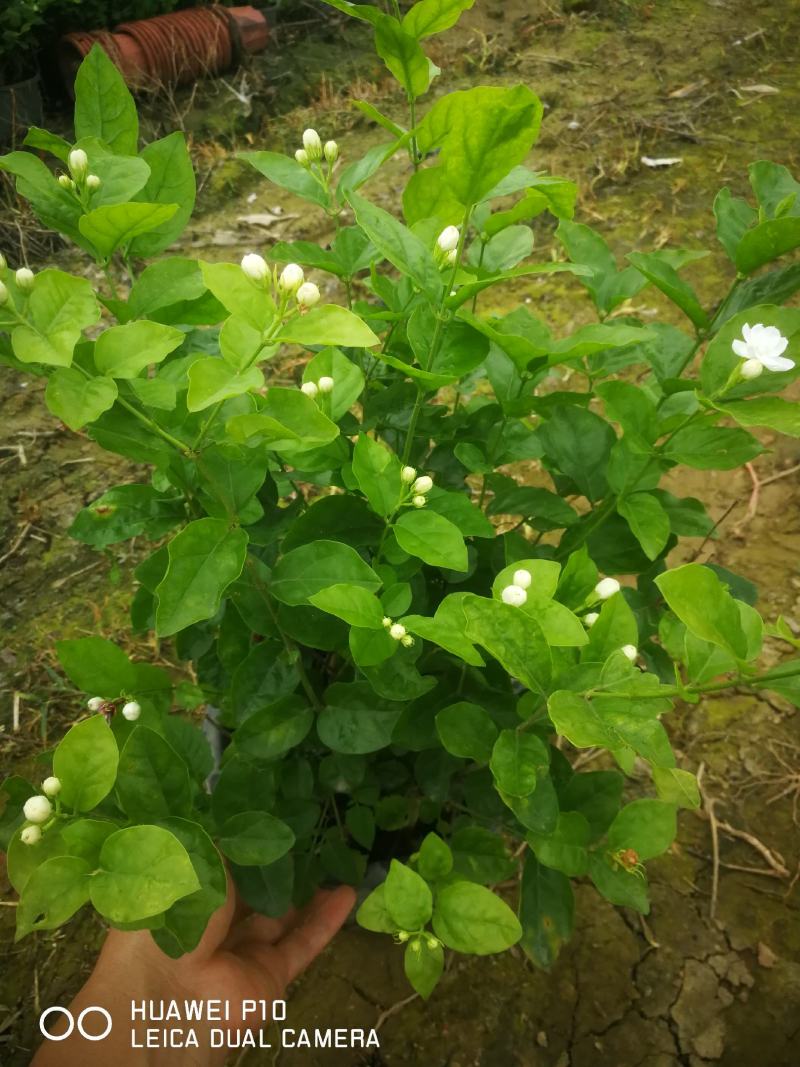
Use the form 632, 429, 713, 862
451, 827, 514, 884
617, 492, 671, 561
68, 484, 182, 548
61, 819, 117, 864
463, 596, 552, 696
655, 563, 748, 659
403, 0, 475, 37
94, 320, 184, 379
357, 884, 397, 933
652, 767, 701, 810
714, 187, 757, 262
303, 348, 365, 421
559, 770, 624, 839
16, 856, 91, 940
701, 305, 800, 395
418, 85, 544, 206
538, 405, 616, 502
271, 540, 381, 607
435, 701, 497, 762
528, 811, 590, 878
626, 251, 708, 329
200, 261, 275, 331
394, 509, 467, 570
433, 881, 522, 954
735, 217, 800, 274
309, 583, 385, 628
45, 368, 117, 431
151, 817, 226, 956
276, 305, 379, 348
519, 852, 574, 969
715, 396, 800, 438
607, 799, 677, 860
74, 44, 138, 155
186, 357, 263, 412
662, 417, 762, 470
317, 682, 404, 754
403, 593, 485, 666
91, 825, 200, 923
405, 937, 444, 999
352, 434, 404, 517
374, 14, 436, 98
237, 151, 332, 210
11, 270, 100, 368
129, 132, 196, 257
235, 696, 314, 760
80, 202, 179, 260
588, 851, 649, 913
416, 832, 453, 881
53, 715, 119, 812
155, 518, 249, 637
218, 811, 295, 866
56, 636, 136, 697
490, 729, 549, 798
385, 859, 433, 929
116, 726, 192, 821
348, 190, 443, 298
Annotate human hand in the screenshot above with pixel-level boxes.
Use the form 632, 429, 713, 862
32, 879, 356, 1067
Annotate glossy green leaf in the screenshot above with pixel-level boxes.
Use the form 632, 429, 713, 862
463, 596, 552, 696
385, 859, 433, 929
309, 583, 385, 628
80, 203, 179, 260
186, 358, 263, 412
652, 767, 701, 810
490, 729, 549, 798
433, 881, 522, 954
277, 305, 379, 348
16, 856, 91, 940
655, 563, 748, 659
152, 817, 227, 956
528, 811, 590, 877
519, 852, 574, 970
11, 270, 100, 367
317, 682, 404, 754
394, 509, 467, 570
403, 0, 475, 37
237, 150, 331, 210
374, 14, 436, 98
53, 715, 119, 812
272, 540, 380, 606
129, 132, 196, 256
607, 799, 677, 860
626, 251, 708, 329
218, 811, 295, 866
116, 726, 192, 821
74, 44, 138, 155
45, 368, 117, 430
404, 937, 444, 999
435, 702, 497, 763
352, 434, 404, 517
94, 320, 184, 379
617, 492, 671, 561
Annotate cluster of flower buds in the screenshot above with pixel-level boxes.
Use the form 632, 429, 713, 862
434, 225, 460, 268
732, 323, 794, 380
0, 259, 34, 304
400, 467, 433, 508
240, 254, 321, 310
87, 695, 141, 721
295, 128, 338, 168
383, 617, 414, 647
19, 776, 62, 845
301, 376, 334, 399
396, 930, 440, 950
500, 568, 532, 607
60, 148, 101, 193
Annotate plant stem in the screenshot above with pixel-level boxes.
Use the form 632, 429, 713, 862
115, 397, 193, 455
555, 496, 616, 560
408, 94, 419, 171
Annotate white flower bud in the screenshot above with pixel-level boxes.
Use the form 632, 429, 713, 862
16, 267, 34, 291
302, 128, 323, 161
740, 358, 763, 380
396, 930, 410, 942
86, 174, 101, 191
279, 262, 304, 293
58, 173, 74, 189
512, 569, 531, 589
23, 795, 52, 824
382, 616, 393, 628
318, 375, 334, 393
501, 584, 528, 607
412, 475, 433, 494
584, 611, 599, 628
401, 466, 417, 484
412, 495, 427, 508
68, 147, 88, 180
426, 936, 439, 950
301, 380, 318, 398
389, 623, 407, 640
296, 281, 321, 308
621, 644, 638, 662
324, 140, 339, 164
595, 577, 621, 600
437, 225, 460, 252
444, 249, 457, 267
122, 700, 141, 721
0, 280, 8, 306
42, 776, 61, 797
21, 825, 42, 845
241, 253, 269, 284
87, 696, 104, 711
295, 148, 309, 166
401, 633, 414, 648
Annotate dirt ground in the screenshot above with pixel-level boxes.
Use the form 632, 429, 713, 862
2, 0, 800, 1063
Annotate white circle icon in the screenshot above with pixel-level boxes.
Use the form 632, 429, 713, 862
39, 1007, 74, 1041
39, 1006, 112, 1042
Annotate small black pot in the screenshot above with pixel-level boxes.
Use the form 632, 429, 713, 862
0, 73, 43, 146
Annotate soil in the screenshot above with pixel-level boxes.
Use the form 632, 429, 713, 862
2, 0, 800, 1064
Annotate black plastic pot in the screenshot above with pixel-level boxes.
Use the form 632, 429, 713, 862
0, 73, 43, 146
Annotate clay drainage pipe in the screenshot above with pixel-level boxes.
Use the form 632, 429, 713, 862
58, 6, 269, 93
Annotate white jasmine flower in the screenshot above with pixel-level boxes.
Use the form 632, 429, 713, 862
0, 281, 8, 306
15, 267, 34, 291
87, 696, 104, 711
317, 375, 334, 393
412, 495, 427, 508
437, 226, 460, 252
401, 465, 417, 484
732, 323, 794, 373
412, 475, 433, 494
23, 795, 52, 824
740, 359, 763, 380
296, 281, 320, 307
400, 634, 414, 648
595, 577, 621, 600
584, 611, 599, 628
621, 644, 638, 662
389, 623, 407, 640
279, 262, 304, 293
86, 174, 101, 191
68, 147, 88, 180
501, 584, 528, 607
324, 140, 339, 164
295, 148, 309, 166
512, 569, 531, 589
382, 616, 393, 628
241, 253, 268, 284
122, 700, 141, 721
301, 381, 318, 398
21, 825, 42, 845
42, 776, 61, 797
302, 128, 323, 161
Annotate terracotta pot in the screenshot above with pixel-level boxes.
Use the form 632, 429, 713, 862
58, 5, 268, 94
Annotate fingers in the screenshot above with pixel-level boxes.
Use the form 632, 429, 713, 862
273, 885, 356, 985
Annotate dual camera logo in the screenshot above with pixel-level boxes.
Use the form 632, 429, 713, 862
39, 1006, 112, 1041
